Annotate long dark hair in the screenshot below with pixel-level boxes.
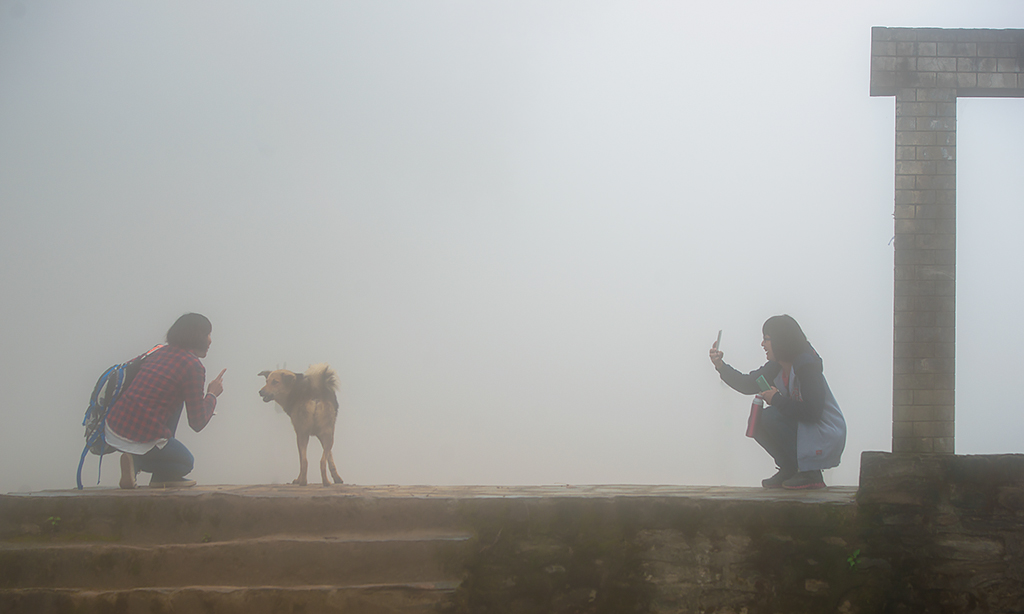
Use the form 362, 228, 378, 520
166, 313, 212, 352
762, 314, 811, 362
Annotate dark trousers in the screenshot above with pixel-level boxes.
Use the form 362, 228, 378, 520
134, 438, 194, 482
753, 405, 798, 474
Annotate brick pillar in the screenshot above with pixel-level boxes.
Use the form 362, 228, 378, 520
870, 27, 1023, 454
891, 88, 957, 454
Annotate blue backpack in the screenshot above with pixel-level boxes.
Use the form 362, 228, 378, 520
76, 345, 163, 489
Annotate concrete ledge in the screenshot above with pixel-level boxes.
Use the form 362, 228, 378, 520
2, 484, 863, 613
12, 469, 1019, 613
8, 483, 859, 501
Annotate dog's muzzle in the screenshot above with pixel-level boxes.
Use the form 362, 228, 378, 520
259, 391, 274, 403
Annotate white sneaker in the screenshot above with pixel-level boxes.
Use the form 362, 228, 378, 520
149, 479, 197, 489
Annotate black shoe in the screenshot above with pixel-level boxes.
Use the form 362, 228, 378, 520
761, 468, 795, 489
782, 470, 825, 490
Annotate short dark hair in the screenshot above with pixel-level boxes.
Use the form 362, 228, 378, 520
166, 313, 212, 351
762, 314, 810, 363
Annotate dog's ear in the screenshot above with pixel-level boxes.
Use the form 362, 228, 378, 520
295, 373, 305, 381
258, 370, 271, 379
281, 372, 296, 385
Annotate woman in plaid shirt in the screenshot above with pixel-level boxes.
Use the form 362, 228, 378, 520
106, 313, 226, 489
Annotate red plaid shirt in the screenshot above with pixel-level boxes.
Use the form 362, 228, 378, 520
105, 345, 217, 443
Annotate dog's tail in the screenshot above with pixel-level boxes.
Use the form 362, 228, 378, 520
305, 363, 339, 408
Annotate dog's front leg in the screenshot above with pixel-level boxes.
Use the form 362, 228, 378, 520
294, 433, 310, 486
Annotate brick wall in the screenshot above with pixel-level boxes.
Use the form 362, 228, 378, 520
870, 27, 1024, 454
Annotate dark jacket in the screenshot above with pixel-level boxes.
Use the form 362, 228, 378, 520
716, 348, 846, 471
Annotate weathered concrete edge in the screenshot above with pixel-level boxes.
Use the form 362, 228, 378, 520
5, 483, 859, 503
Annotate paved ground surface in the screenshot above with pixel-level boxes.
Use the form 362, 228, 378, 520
9, 483, 859, 504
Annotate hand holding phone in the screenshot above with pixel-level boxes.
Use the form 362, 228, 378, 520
709, 330, 724, 367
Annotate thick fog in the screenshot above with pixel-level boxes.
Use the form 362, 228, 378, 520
1, 1, 1021, 494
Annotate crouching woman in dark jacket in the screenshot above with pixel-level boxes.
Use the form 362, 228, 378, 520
709, 314, 846, 490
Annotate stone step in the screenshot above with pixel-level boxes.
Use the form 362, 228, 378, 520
2, 483, 868, 614
0, 489, 465, 545
0, 532, 473, 590
0, 583, 460, 614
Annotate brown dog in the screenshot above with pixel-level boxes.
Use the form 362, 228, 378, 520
258, 364, 343, 486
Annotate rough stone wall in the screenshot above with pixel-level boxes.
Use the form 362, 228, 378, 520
457, 454, 1024, 613
457, 495, 889, 614
3, 470, 1021, 613
857, 451, 1024, 613
870, 27, 1024, 454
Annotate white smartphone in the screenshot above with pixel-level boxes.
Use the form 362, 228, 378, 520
715, 329, 722, 349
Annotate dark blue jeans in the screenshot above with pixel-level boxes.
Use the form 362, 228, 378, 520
134, 438, 194, 482
753, 405, 798, 474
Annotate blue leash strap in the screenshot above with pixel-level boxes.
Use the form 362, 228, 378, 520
76, 427, 104, 490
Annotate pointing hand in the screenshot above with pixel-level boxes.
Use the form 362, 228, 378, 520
208, 368, 227, 397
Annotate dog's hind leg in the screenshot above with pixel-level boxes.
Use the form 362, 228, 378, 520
327, 449, 343, 485
293, 432, 309, 486
316, 432, 343, 485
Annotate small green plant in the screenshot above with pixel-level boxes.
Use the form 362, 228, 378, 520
44, 516, 61, 535
846, 548, 861, 570
201, 533, 212, 543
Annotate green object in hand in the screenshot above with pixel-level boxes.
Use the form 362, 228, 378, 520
756, 375, 771, 392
